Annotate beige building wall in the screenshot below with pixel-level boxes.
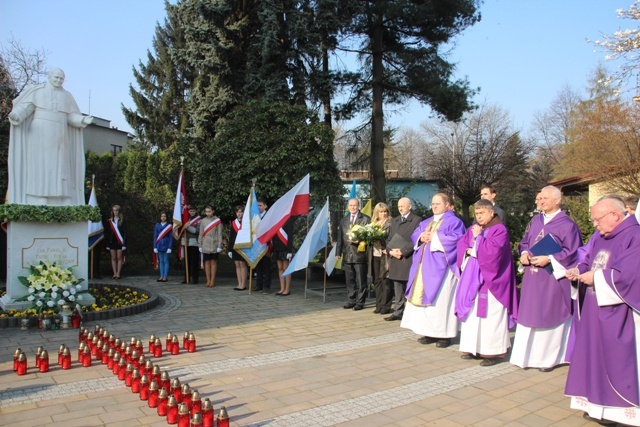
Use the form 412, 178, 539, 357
83, 116, 131, 155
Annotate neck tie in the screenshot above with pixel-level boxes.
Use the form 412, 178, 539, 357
401, 216, 407, 223
351, 214, 355, 224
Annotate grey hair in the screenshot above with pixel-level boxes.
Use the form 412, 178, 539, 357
541, 185, 561, 198
597, 194, 626, 213
474, 199, 495, 211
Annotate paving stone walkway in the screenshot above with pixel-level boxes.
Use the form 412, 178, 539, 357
0, 275, 594, 426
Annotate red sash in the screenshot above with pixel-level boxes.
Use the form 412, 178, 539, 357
276, 227, 288, 246
202, 218, 221, 237
109, 220, 124, 245
232, 219, 241, 233
155, 223, 173, 244
188, 216, 202, 229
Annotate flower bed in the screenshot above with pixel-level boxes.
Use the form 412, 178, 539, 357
0, 284, 159, 328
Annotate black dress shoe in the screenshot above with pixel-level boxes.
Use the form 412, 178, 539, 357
582, 412, 617, 426
253, 287, 263, 292
538, 367, 555, 373
418, 336, 438, 345
233, 287, 246, 291
379, 309, 391, 315
480, 358, 502, 367
353, 305, 364, 311
372, 308, 381, 314
384, 314, 402, 321
436, 339, 451, 348
343, 303, 356, 309
461, 353, 481, 360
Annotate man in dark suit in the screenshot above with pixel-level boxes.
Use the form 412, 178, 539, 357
385, 197, 421, 321
480, 185, 507, 225
335, 198, 371, 310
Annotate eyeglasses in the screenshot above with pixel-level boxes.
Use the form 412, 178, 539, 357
590, 211, 614, 224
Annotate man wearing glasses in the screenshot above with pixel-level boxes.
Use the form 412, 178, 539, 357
565, 195, 640, 426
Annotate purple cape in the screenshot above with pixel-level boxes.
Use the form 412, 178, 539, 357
456, 222, 518, 328
405, 210, 466, 305
518, 211, 582, 328
565, 215, 640, 407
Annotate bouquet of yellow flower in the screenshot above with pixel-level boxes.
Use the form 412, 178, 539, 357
349, 223, 388, 252
15, 261, 87, 313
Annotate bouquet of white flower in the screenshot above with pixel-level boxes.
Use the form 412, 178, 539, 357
15, 261, 87, 313
349, 223, 388, 252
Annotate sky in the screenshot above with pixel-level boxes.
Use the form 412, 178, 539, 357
0, 0, 635, 137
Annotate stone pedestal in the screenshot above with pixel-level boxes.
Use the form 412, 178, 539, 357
0, 221, 91, 311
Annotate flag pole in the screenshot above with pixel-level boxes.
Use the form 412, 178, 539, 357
90, 174, 95, 280
304, 209, 310, 297
182, 158, 190, 285
322, 200, 329, 302
248, 179, 257, 294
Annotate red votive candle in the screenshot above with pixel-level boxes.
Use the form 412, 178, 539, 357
183, 331, 189, 350
62, 348, 72, 370
201, 398, 214, 427
131, 369, 141, 393
82, 347, 92, 367
39, 350, 50, 373
13, 347, 22, 371
171, 336, 180, 355
216, 407, 229, 427
17, 353, 27, 375
166, 396, 178, 424
166, 332, 174, 352
157, 388, 169, 415
177, 403, 190, 427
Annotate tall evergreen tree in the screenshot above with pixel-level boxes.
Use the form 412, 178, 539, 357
335, 0, 481, 204
122, 1, 193, 150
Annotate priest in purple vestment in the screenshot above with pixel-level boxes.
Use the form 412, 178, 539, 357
456, 200, 518, 366
510, 185, 582, 372
565, 195, 640, 426
400, 193, 466, 348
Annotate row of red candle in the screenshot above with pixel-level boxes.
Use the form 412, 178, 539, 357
151, 331, 197, 355
79, 326, 197, 360
82, 325, 223, 426
13, 347, 62, 375
14, 325, 218, 424
102, 342, 227, 426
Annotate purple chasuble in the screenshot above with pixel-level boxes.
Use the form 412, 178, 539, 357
518, 211, 582, 328
565, 215, 640, 408
456, 222, 518, 328
565, 231, 602, 363
405, 210, 466, 305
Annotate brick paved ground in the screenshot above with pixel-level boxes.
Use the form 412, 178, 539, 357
0, 274, 595, 426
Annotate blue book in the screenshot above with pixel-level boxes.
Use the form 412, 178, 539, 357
529, 233, 562, 256
529, 233, 561, 273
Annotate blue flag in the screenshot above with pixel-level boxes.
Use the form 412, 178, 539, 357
346, 179, 357, 213
234, 188, 268, 269
282, 198, 329, 277
87, 185, 104, 250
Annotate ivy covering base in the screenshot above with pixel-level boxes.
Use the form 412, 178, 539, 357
0, 204, 101, 223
